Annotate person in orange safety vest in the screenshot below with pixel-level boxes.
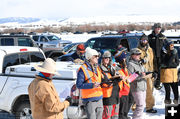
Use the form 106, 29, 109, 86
100, 50, 121, 119
115, 52, 134, 119
76, 47, 103, 119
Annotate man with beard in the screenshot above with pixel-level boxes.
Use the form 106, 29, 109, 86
138, 34, 157, 113
115, 52, 133, 119
148, 23, 167, 89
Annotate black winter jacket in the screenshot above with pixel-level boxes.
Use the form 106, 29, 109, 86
148, 31, 167, 58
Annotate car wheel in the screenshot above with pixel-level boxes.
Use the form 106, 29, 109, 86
15, 101, 32, 119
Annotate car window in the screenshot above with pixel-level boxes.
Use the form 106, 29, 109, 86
40, 36, 48, 42
2, 52, 45, 73
18, 38, 33, 47
127, 37, 139, 49
174, 46, 180, 59
85, 39, 95, 49
30, 52, 45, 62
63, 43, 75, 52
120, 39, 130, 51
32, 36, 39, 41
3, 53, 19, 73
87, 38, 117, 51
1, 38, 14, 46
47, 35, 60, 41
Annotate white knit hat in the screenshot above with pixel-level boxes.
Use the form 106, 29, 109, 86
85, 47, 99, 60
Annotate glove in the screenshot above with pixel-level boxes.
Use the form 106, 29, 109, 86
140, 59, 147, 64
154, 79, 162, 90
65, 96, 72, 105
152, 72, 158, 80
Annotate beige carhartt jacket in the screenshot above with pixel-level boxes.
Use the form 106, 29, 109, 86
28, 76, 69, 119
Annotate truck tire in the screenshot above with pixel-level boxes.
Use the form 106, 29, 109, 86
15, 101, 32, 119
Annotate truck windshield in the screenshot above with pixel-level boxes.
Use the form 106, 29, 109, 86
47, 35, 61, 41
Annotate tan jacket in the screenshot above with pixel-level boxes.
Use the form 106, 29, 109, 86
138, 45, 154, 72
160, 68, 178, 83
28, 76, 69, 119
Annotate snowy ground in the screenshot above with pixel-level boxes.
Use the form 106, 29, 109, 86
55, 30, 180, 43
128, 86, 180, 119
1, 31, 179, 119
1, 86, 176, 119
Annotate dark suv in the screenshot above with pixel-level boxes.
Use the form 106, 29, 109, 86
0, 35, 37, 47
58, 33, 143, 62
84, 33, 143, 54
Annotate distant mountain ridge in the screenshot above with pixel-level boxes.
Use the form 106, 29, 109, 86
0, 17, 41, 24
1, 16, 180, 26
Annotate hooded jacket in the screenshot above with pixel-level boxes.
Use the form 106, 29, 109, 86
28, 76, 69, 119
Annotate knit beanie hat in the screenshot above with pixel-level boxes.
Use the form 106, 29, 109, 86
115, 52, 126, 62
85, 47, 99, 60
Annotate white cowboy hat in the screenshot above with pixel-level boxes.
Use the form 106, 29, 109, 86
34, 58, 60, 76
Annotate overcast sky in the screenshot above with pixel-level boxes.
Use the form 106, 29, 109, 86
0, 0, 180, 19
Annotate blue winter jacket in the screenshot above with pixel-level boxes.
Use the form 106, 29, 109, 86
76, 61, 103, 102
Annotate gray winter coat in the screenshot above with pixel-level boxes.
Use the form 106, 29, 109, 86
127, 59, 147, 92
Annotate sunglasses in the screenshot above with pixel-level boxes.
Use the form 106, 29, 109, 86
170, 44, 174, 47
103, 57, 110, 59
93, 55, 99, 58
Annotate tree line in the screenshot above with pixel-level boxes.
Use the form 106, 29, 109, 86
1, 23, 180, 34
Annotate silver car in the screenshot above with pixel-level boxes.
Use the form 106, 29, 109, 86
32, 34, 72, 51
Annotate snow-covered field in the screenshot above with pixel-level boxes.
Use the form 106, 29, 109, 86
55, 30, 180, 43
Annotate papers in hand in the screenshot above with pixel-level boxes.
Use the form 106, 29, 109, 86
127, 73, 139, 83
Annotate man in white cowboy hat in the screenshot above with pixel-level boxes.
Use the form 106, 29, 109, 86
28, 58, 72, 119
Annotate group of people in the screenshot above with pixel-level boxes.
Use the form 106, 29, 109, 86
27, 23, 179, 119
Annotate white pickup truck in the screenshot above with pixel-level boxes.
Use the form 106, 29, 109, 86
0, 46, 83, 119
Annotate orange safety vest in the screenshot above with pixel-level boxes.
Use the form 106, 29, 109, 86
118, 68, 130, 97
101, 72, 113, 98
80, 64, 103, 99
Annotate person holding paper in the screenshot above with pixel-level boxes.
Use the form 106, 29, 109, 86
99, 50, 120, 119
76, 47, 103, 119
115, 52, 133, 119
127, 48, 147, 119
28, 58, 72, 119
